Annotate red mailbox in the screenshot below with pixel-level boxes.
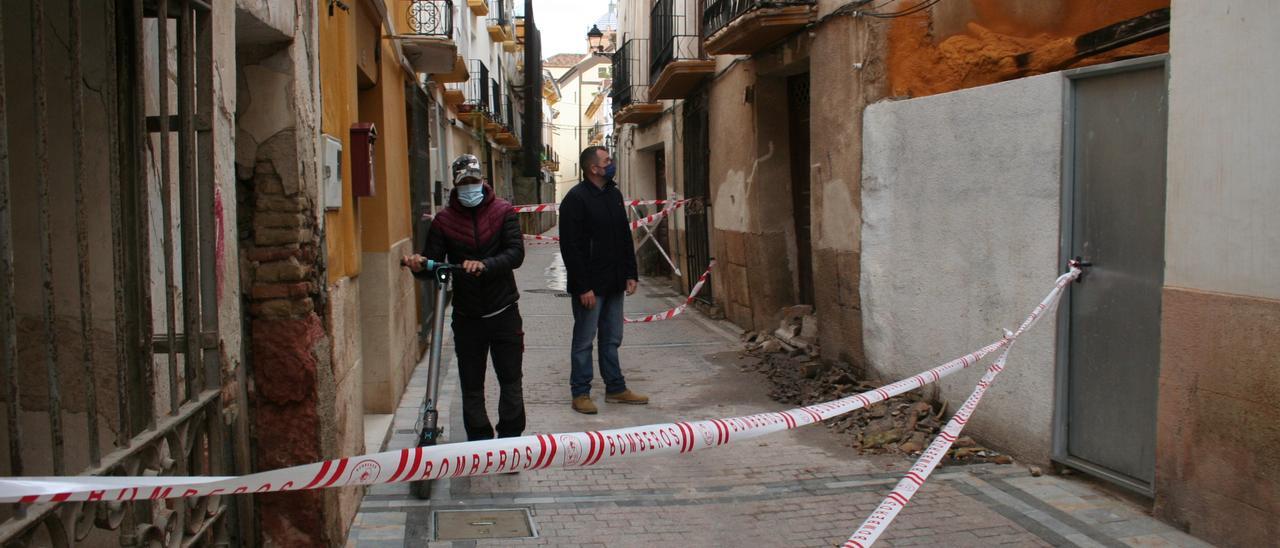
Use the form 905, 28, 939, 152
351, 122, 378, 197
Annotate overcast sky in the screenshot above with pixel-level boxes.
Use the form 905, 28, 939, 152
534, 0, 611, 58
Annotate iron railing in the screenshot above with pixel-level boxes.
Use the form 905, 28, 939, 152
407, 0, 454, 38
702, 0, 814, 40
486, 0, 510, 29
651, 0, 707, 83
611, 38, 652, 114
490, 78, 502, 121
1, 0, 248, 545
454, 59, 490, 114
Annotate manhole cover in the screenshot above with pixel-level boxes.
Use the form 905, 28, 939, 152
433, 508, 536, 541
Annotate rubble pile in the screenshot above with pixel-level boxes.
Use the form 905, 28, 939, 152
741, 308, 1010, 465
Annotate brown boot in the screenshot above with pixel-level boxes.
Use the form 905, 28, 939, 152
572, 395, 598, 414
605, 389, 649, 405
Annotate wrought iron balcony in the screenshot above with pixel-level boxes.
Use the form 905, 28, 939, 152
702, 0, 815, 55
397, 0, 460, 74
455, 60, 490, 127
611, 38, 663, 125
487, 0, 514, 42
650, 0, 716, 100
408, 0, 454, 37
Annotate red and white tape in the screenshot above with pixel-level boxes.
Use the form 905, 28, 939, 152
0, 335, 1013, 504
513, 199, 690, 214
0, 267, 1077, 548
520, 202, 683, 244
624, 261, 715, 324
843, 267, 1079, 548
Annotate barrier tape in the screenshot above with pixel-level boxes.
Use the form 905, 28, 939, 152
520, 203, 681, 244
0, 340, 1009, 504
624, 261, 715, 324
843, 267, 1079, 548
513, 199, 690, 214
0, 266, 1076, 547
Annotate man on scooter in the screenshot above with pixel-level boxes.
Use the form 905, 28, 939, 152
403, 154, 526, 442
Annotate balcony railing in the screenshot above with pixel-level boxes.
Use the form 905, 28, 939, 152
650, 0, 706, 82
454, 59, 490, 115
407, 0, 455, 38
487, 0, 514, 41
702, 0, 814, 40
612, 38, 651, 114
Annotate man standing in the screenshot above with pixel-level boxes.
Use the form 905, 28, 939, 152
559, 146, 648, 414
403, 154, 526, 440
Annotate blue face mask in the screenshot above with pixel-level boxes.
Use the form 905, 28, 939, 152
604, 163, 616, 180
457, 183, 484, 207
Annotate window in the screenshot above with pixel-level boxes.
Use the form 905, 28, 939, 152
598, 66, 612, 78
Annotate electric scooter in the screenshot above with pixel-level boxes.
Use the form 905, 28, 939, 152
406, 259, 457, 500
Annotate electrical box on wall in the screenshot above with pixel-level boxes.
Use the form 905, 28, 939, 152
322, 134, 342, 211
351, 123, 378, 198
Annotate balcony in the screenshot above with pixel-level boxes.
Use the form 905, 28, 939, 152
394, 0, 459, 74
650, 0, 716, 99
541, 145, 560, 171
487, 0, 514, 43
467, 0, 489, 16
612, 39, 663, 125
702, 0, 815, 56
456, 60, 490, 128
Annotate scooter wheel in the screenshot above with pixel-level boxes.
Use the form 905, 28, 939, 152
411, 478, 433, 500
411, 436, 437, 500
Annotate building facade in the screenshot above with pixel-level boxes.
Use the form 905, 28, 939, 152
0, 0, 543, 545
609, 0, 1276, 546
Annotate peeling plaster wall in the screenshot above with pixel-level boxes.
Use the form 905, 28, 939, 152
861, 73, 1064, 463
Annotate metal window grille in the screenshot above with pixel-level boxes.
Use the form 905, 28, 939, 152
611, 38, 652, 114
0, 0, 250, 545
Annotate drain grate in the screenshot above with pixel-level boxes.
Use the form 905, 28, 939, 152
433, 508, 537, 541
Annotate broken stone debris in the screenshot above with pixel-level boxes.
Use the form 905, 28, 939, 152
741, 308, 1011, 465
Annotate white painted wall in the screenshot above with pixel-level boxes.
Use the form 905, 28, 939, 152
1165, 0, 1280, 300
861, 73, 1065, 462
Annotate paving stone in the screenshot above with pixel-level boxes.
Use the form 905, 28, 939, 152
345, 241, 1211, 548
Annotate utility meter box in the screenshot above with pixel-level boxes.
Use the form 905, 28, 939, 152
322, 134, 343, 211
351, 123, 378, 198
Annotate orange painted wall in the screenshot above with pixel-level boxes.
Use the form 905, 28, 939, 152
319, 2, 362, 281
887, 0, 1170, 98
357, 40, 414, 253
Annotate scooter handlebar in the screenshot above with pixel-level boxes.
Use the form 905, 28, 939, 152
400, 257, 461, 272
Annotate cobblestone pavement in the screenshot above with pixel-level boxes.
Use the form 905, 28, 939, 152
347, 241, 1210, 547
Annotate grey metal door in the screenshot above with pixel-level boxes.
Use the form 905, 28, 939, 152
1057, 58, 1167, 493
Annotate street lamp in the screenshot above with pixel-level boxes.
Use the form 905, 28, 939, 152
587, 24, 604, 54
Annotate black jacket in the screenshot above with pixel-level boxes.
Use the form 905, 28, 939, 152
418, 184, 525, 318
559, 179, 638, 296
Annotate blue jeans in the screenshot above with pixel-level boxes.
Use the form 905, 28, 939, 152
570, 291, 626, 397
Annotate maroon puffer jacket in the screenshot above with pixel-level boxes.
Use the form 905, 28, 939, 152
418, 183, 525, 317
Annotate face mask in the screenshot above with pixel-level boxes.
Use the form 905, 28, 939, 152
457, 183, 484, 207
604, 163, 616, 180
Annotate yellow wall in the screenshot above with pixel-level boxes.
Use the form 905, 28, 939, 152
357, 39, 414, 252
320, 0, 417, 279
319, 2, 362, 281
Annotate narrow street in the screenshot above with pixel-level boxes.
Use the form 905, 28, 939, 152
346, 242, 1206, 547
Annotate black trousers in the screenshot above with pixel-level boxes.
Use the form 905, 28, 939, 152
451, 305, 525, 441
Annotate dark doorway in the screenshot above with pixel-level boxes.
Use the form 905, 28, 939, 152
640, 149, 673, 278
407, 83, 434, 343
682, 91, 713, 304
787, 72, 813, 305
